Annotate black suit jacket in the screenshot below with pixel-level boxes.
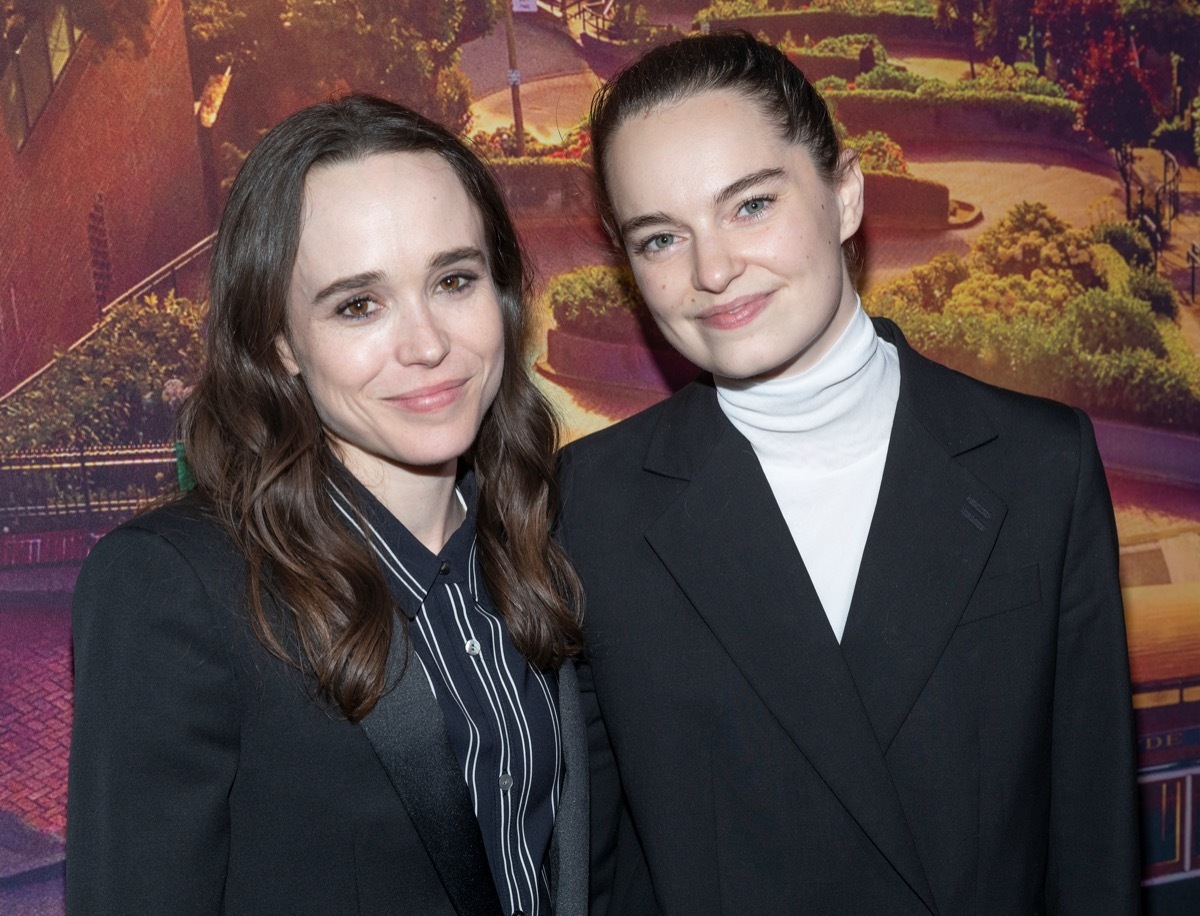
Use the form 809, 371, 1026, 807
558, 319, 1139, 915
66, 497, 588, 916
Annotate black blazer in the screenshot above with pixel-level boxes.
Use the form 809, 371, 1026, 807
558, 319, 1139, 915
66, 498, 588, 916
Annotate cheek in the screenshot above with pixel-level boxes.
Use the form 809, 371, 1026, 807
630, 266, 681, 320
294, 337, 380, 401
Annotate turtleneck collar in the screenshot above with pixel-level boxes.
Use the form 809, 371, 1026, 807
715, 301, 899, 468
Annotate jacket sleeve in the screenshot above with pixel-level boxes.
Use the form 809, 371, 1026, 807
66, 524, 240, 915
1045, 409, 1141, 913
557, 446, 660, 916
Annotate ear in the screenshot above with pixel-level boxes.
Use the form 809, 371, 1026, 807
835, 151, 865, 244
275, 334, 301, 376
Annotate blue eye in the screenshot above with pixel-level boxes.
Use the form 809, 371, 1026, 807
737, 196, 773, 218
638, 232, 677, 255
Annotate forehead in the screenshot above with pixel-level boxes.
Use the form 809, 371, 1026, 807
604, 89, 816, 219
296, 151, 485, 259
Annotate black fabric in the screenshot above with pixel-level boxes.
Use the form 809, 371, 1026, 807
559, 318, 1140, 915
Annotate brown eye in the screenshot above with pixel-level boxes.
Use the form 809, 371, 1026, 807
438, 272, 476, 293
338, 296, 375, 318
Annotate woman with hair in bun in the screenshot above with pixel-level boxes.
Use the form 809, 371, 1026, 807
557, 31, 1138, 915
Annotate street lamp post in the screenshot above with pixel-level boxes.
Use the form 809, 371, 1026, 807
502, 1, 526, 157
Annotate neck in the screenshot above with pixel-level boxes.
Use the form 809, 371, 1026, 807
715, 303, 899, 467
340, 453, 463, 553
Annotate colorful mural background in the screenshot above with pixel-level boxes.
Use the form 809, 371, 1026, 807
2, 1, 1199, 912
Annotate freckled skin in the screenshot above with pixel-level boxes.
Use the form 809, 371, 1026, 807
605, 90, 865, 382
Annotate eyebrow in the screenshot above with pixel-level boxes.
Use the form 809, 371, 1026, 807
713, 167, 786, 207
311, 271, 385, 306
429, 246, 487, 272
618, 167, 787, 241
309, 247, 487, 305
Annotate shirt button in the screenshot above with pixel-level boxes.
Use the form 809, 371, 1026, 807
438, 561, 451, 575
465, 638, 481, 656
498, 773, 513, 791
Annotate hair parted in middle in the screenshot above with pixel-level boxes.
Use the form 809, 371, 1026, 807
180, 93, 583, 722
589, 29, 858, 261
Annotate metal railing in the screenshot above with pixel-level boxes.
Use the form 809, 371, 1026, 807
0, 442, 177, 544
1, 233, 215, 402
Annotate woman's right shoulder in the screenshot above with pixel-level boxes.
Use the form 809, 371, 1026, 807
82, 493, 246, 594
106, 493, 234, 551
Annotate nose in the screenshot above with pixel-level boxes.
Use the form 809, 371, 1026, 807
690, 230, 742, 294
396, 300, 450, 367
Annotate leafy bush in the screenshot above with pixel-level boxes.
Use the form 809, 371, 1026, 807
1127, 267, 1180, 320
815, 75, 849, 92
855, 62, 925, 92
808, 0, 932, 11
1195, 96, 1200, 163
1079, 348, 1200, 429
957, 59, 1066, 99
968, 202, 1100, 289
823, 88, 1078, 142
0, 293, 206, 452
865, 200, 1200, 429
470, 126, 554, 159
871, 253, 968, 313
1064, 288, 1165, 358
811, 32, 887, 62
1091, 221, 1154, 269
844, 130, 907, 174
694, 5, 941, 43
1150, 116, 1198, 167
945, 270, 1082, 320
544, 265, 665, 345
694, 0, 772, 22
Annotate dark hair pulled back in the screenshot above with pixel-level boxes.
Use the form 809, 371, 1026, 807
589, 30, 855, 250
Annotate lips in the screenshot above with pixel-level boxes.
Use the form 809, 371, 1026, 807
386, 378, 469, 413
695, 291, 773, 330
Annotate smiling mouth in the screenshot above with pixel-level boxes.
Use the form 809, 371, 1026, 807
387, 379, 468, 413
695, 292, 773, 330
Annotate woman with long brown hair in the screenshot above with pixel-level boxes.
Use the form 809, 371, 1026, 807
66, 94, 586, 916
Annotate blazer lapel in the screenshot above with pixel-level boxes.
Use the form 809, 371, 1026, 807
841, 321, 1006, 753
358, 619, 502, 916
643, 384, 936, 913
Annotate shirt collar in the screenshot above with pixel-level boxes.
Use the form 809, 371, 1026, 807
326, 460, 479, 618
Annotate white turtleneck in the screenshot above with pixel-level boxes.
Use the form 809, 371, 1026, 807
716, 303, 900, 642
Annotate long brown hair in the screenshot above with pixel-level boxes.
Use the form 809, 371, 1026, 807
180, 94, 583, 721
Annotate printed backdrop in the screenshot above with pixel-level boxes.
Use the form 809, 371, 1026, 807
2, 1, 1199, 912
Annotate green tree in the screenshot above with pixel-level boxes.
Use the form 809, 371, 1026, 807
934, 0, 1033, 72
2, 0, 155, 62
1121, 4, 1200, 123
934, 0, 983, 78
184, 0, 492, 145
1076, 29, 1160, 219
975, 0, 1034, 65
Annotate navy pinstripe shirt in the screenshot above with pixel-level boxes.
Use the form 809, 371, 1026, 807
330, 471, 560, 916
